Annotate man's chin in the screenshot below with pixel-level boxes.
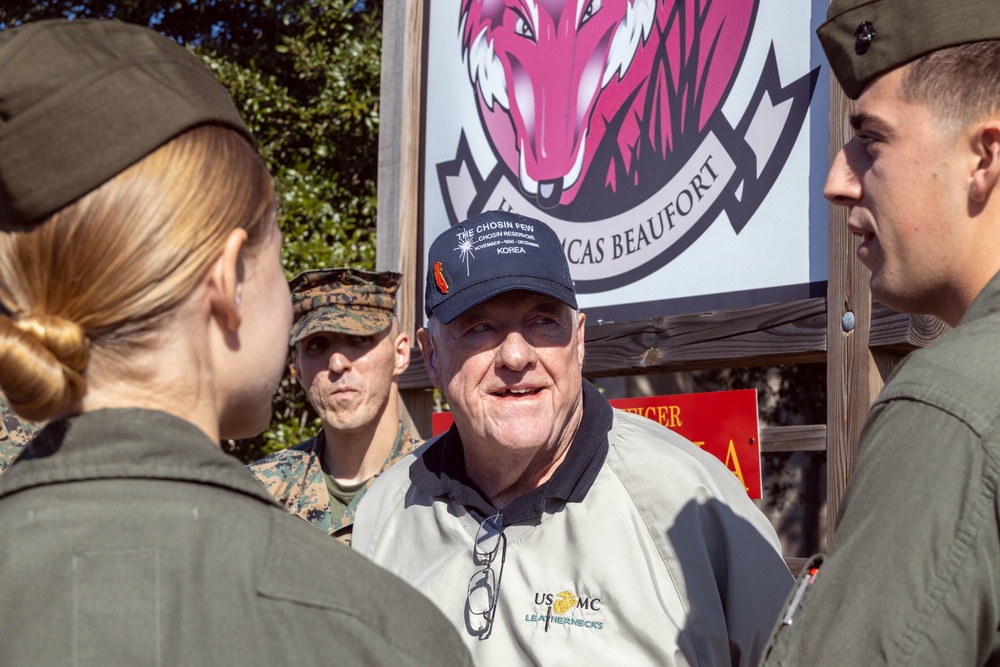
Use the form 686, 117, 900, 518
485, 429, 556, 455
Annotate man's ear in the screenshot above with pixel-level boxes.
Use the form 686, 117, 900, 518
576, 311, 587, 366
208, 228, 249, 332
970, 123, 1000, 204
392, 330, 411, 377
415, 326, 441, 389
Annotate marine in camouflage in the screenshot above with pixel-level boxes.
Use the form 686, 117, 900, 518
247, 422, 420, 546
289, 267, 402, 343
253, 267, 413, 546
0, 394, 40, 474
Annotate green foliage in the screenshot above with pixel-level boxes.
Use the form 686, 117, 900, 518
0, 1, 294, 59
207, 1, 384, 461
1, 0, 384, 462
198, 1, 382, 279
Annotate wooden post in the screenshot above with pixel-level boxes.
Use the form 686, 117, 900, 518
824, 80, 887, 546
377, 0, 433, 437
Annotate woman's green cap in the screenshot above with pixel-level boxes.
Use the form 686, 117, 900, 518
0, 19, 252, 226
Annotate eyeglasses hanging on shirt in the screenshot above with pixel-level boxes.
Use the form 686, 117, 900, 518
466, 512, 506, 639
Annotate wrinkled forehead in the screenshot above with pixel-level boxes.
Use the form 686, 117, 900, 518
443, 290, 576, 330
452, 290, 574, 322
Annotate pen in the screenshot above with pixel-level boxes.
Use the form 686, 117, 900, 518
782, 566, 819, 625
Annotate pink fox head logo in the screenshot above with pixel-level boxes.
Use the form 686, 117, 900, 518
460, 0, 756, 210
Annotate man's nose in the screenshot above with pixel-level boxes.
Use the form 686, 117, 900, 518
495, 331, 534, 371
328, 351, 350, 374
823, 143, 862, 207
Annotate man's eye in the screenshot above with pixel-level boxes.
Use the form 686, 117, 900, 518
470, 323, 495, 334
305, 339, 329, 354
854, 131, 877, 146
351, 336, 375, 347
533, 316, 556, 326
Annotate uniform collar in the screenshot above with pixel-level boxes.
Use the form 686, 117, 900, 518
410, 380, 612, 524
959, 268, 1000, 326
318, 420, 419, 479
0, 408, 276, 506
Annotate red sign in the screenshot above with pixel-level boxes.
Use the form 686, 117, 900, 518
431, 389, 761, 498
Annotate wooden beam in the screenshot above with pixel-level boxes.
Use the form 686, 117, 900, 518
583, 298, 827, 375
760, 425, 826, 453
785, 557, 810, 578
376, 0, 423, 334
869, 303, 949, 353
399, 297, 827, 390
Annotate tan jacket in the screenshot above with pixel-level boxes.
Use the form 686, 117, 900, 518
356, 401, 792, 666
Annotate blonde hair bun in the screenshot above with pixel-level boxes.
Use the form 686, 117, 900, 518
0, 313, 87, 421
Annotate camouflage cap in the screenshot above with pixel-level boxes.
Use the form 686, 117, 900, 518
289, 268, 401, 344
817, 0, 1000, 99
0, 19, 252, 226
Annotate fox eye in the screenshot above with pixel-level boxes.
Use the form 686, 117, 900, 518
514, 14, 535, 40
581, 0, 602, 25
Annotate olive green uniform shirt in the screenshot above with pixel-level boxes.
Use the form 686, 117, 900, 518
762, 271, 1000, 666
0, 408, 473, 667
247, 421, 420, 545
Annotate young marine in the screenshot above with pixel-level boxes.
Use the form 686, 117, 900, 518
762, 2, 1000, 665
249, 268, 418, 545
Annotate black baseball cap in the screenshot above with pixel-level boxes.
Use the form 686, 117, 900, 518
424, 210, 577, 324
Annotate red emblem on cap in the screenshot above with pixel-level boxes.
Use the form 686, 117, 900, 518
433, 261, 449, 294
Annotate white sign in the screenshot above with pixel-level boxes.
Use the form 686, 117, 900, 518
422, 0, 830, 320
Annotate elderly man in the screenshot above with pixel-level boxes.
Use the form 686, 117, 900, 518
249, 268, 418, 545
354, 210, 792, 666
762, 1, 1000, 664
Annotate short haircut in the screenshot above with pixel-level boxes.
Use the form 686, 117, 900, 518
901, 40, 1000, 132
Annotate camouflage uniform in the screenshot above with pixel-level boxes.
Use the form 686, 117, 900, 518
0, 395, 39, 475
248, 421, 421, 546
252, 267, 413, 546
